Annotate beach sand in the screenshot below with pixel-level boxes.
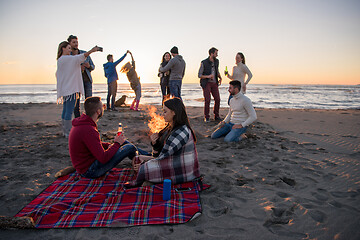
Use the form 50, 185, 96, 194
0, 103, 359, 239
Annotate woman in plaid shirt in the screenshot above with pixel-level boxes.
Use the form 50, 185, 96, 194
129, 98, 200, 187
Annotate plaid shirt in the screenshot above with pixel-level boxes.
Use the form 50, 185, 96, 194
131, 125, 200, 187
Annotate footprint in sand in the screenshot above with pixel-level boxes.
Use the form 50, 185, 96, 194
206, 196, 230, 218
311, 192, 329, 202
280, 177, 296, 187
276, 192, 291, 198
308, 209, 327, 223
330, 191, 358, 198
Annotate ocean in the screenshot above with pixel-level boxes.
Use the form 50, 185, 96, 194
0, 83, 359, 110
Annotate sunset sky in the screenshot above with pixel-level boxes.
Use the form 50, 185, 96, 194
0, 0, 359, 85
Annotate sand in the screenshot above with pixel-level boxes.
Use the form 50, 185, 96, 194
0, 103, 359, 239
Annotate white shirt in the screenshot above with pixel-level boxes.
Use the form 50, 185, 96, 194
56, 54, 86, 102
228, 63, 252, 94
223, 92, 257, 127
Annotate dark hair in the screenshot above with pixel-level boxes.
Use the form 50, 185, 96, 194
170, 46, 178, 54
84, 96, 102, 116
57, 41, 69, 60
237, 52, 245, 64
229, 80, 242, 90
163, 98, 196, 142
107, 54, 113, 61
67, 35, 78, 43
209, 47, 218, 55
162, 52, 172, 63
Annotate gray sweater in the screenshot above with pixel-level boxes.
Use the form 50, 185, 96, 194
159, 55, 186, 81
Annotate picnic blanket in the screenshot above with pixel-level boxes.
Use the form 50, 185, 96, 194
15, 168, 207, 228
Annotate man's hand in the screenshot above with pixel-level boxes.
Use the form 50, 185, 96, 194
83, 62, 90, 68
81, 65, 86, 71
232, 124, 244, 129
218, 78, 222, 86
243, 84, 247, 93
114, 134, 126, 145
150, 133, 159, 145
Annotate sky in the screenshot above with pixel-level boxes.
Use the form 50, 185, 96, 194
0, 0, 359, 85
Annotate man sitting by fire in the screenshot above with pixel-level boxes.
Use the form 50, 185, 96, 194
127, 98, 200, 187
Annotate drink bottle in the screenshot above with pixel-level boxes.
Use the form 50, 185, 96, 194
225, 66, 228, 76
163, 179, 171, 201
117, 123, 122, 136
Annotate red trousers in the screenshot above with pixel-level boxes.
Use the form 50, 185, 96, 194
202, 82, 220, 119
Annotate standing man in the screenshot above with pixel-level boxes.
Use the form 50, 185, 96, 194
211, 80, 257, 142
159, 46, 186, 99
103, 51, 128, 110
67, 35, 95, 118
198, 47, 222, 122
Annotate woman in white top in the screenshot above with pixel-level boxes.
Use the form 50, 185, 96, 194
56, 41, 101, 137
225, 52, 252, 94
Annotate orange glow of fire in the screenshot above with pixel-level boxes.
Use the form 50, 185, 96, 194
147, 106, 167, 134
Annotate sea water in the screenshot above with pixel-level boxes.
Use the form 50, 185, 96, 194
0, 83, 359, 110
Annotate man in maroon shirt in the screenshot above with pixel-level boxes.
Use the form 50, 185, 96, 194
69, 96, 137, 178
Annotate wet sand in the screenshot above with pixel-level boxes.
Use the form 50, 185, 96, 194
0, 103, 359, 239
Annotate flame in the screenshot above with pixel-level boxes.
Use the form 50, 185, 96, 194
147, 106, 167, 134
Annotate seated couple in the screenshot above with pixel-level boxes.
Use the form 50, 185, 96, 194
68, 96, 200, 187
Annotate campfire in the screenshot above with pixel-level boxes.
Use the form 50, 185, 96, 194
147, 106, 167, 134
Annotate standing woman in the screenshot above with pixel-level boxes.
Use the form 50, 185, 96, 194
56, 41, 101, 137
158, 52, 171, 104
225, 52, 252, 94
129, 97, 200, 187
120, 51, 142, 111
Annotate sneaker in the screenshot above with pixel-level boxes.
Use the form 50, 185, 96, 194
204, 118, 210, 123
215, 117, 222, 121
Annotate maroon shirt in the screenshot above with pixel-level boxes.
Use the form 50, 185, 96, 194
69, 114, 120, 174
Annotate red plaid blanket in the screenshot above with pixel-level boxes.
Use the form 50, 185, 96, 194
15, 168, 206, 228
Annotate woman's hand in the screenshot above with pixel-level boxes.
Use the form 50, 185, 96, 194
150, 133, 159, 145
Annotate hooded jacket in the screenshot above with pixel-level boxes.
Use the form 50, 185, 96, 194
103, 53, 127, 84
69, 114, 120, 174
159, 55, 186, 81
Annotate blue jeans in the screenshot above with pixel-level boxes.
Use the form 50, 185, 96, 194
74, 81, 92, 118
82, 141, 150, 179
169, 80, 182, 99
211, 122, 248, 142
61, 96, 77, 120
84, 81, 92, 99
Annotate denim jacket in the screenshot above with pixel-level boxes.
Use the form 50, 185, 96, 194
71, 50, 95, 83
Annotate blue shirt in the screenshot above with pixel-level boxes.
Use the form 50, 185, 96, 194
103, 53, 127, 83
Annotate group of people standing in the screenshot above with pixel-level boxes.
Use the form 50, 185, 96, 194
56, 37, 257, 187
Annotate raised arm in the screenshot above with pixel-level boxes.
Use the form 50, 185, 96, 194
84, 46, 102, 58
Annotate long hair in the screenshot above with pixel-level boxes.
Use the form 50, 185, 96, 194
163, 98, 196, 142
120, 62, 132, 73
237, 52, 245, 64
57, 41, 69, 60
162, 52, 172, 63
